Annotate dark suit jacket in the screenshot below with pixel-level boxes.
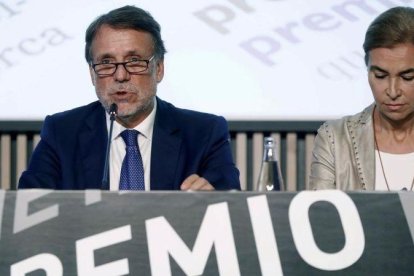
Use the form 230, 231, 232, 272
18, 98, 240, 190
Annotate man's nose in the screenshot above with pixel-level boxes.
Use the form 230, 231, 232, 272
114, 64, 131, 82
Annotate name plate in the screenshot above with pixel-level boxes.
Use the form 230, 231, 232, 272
1, 190, 413, 275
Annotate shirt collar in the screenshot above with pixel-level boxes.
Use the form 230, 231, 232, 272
106, 98, 157, 141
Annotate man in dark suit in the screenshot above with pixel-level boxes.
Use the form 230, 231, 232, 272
18, 5, 240, 191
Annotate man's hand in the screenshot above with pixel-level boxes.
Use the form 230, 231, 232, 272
180, 174, 215, 191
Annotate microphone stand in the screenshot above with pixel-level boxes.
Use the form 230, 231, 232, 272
102, 103, 117, 189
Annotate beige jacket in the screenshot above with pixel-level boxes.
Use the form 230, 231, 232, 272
309, 104, 375, 190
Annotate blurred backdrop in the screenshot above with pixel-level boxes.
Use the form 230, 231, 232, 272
2, 0, 409, 121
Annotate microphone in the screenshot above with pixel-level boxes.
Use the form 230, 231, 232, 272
102, 103, 118, 189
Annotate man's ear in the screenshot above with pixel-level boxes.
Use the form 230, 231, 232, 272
156, 59, 164, 83
89, 65, 96, 86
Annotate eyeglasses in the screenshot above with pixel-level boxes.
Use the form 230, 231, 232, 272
92, 56, 155, 76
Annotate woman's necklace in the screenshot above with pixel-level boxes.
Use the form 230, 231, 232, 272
372, 106, 414, 191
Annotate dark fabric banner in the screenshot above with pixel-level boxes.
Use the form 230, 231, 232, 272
0, 190, 413, 275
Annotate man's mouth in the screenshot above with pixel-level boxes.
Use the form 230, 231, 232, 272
115, 91, 128, 95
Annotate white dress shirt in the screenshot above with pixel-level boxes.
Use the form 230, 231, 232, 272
375, 150, 414, 191
106, 99, 156, 191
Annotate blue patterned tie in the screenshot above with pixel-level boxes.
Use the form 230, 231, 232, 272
119, 130, 145, 190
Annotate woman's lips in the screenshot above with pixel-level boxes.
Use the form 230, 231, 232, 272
385, 103, 404, 111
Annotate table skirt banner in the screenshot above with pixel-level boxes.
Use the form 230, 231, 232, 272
0, 190, 413, 275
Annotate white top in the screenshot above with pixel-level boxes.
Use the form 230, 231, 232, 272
106, 99, 157, 191
375, 150, 414, 191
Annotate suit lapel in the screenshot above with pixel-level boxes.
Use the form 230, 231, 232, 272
150, 98, 182, 190
78, 103, 107, 189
